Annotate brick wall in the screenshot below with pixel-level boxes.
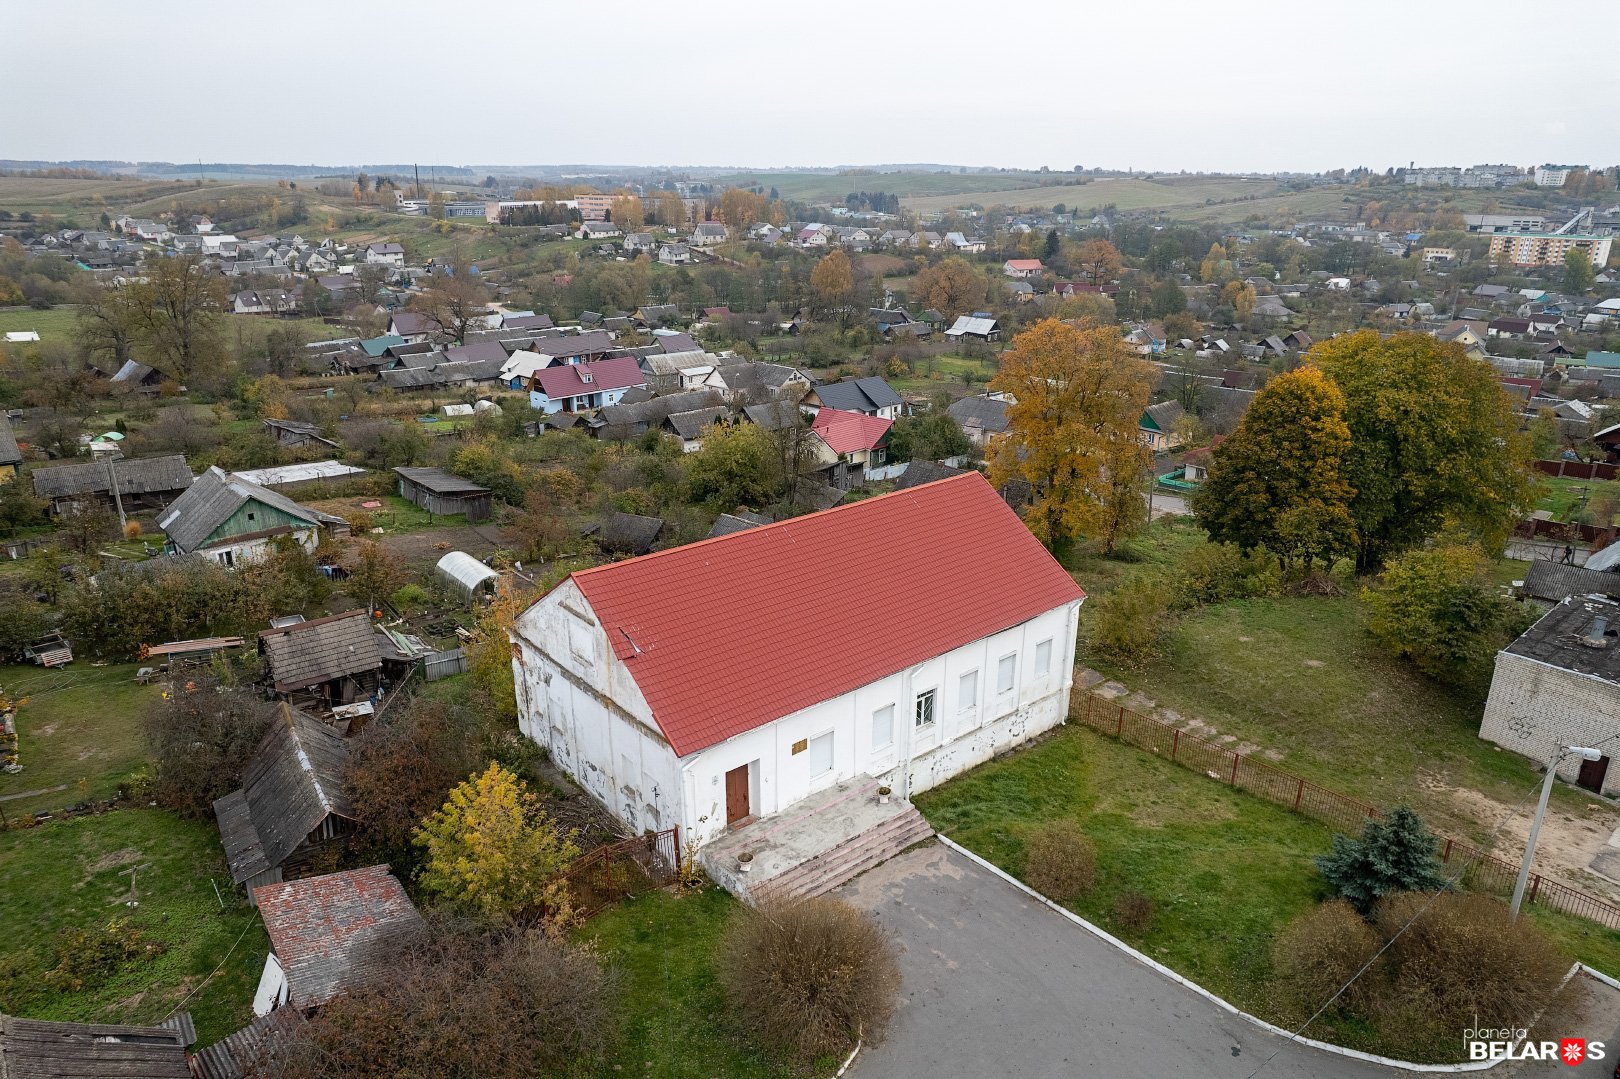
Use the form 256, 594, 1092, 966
1480, 653, 1620, 794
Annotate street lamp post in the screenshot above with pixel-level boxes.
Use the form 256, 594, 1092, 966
1510, 745, 1603, 919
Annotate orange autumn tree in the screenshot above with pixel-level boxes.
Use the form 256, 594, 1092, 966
1192, 365, 1357, 573
988, 319, 1155, 557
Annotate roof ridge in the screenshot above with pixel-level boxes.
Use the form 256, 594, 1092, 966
571, 472, 981, 583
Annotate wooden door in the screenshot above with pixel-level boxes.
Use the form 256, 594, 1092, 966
1578, 755, 1610, 793
725, 764, 751, 826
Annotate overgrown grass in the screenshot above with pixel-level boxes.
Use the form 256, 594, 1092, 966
917, 724, 1620, 1059
305, 492, 452, 533
0, 662, 160, 817
580, 886, 805, 1078
0, 808, 265, 1045
0, 305, 82, 343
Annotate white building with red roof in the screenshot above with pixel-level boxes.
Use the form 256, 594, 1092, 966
509, 473, 1084, 871
810, 407, 891, 473
528, 355, 646, 414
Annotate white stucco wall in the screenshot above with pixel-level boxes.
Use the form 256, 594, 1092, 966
1480, 651, 1620, 794
511, 580, 682, 835
192, 526, 319, 567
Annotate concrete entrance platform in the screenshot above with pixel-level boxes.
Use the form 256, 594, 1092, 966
701, 775, 932, 903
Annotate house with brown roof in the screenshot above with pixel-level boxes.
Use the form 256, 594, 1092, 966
509, 474, 1085, 885
253, 865, 425, 1016
213, 704, 359, 902
259, 610, 383, 712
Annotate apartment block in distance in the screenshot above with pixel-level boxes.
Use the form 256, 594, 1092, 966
1488, 232, 1612, 268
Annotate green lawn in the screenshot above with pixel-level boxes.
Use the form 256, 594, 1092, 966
580, 886, 805, 1078
1536, 475, 1620, 525
0, 808, 266, 1045
0, 306, 83, 344
305, 492, 453, 534
0, 662, 161, 818
916, 723, 1620, 1060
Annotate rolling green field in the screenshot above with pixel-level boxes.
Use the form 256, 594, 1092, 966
712, 169, 1051, 202
902, 175, 1284, 214
0, 306, 83, 343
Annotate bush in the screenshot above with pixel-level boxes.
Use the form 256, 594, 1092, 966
1362, 543, 1511, 686
1176, 542, 1277, 607
43, 920, 165, 992
1086, 576, 1170, 662
1315, 806, 1446, 916
264, 922, 616, 1078
345, 698, 491, 859
1368, 892, 1570, 1049
1023, 820, 1097, 900
1113, 889, 1155, 934
1270, 899, 1380, 1014
122, 520, 142, 541
718, 897, 901, 1060
143, 671, 275, 818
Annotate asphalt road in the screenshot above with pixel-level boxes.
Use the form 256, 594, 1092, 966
837, 843, 1618, 1079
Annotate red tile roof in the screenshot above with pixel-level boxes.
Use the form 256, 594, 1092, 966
811, 408, 892, 454
256, 865, 425, 1008
533, 356, 644, 401
555, 473, 1084, 756
1004, 259, 1044, 270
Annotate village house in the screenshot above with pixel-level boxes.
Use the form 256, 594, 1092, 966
623, 232, 658, 254
263, 418, 339, 452
1139, 400, 1187, 451
945, 315, 1000, 342
259, 610, 384, 714
947, 393, 1012, 447
508, 473, 1084, 869
690, 222, 728, 247
800, 376, 904, 420
659, 243, 694, 265
157, 466, 346, 565
809, 408, 892, 486
529, 355, 646, 414
253, 866, 425, 1016
1479, 594, 1620, 795
584, 511, 665, 556
214, 704, 359, 904
1002, 259, 1045, 279
31, 454, 194, 515
392, 466, 493, 522
0, 414, 19, 481
577, 220, 623, 241
364, 241, 405, 268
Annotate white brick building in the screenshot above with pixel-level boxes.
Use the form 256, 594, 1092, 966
1479, 594, 1620, 794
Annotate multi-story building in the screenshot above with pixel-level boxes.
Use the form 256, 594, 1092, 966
1488, 232, 1612, 268
1535, 164, 1585, 187
1465, 214, 1547, 233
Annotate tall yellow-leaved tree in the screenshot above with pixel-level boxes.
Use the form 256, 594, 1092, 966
988, 319, 1156, 556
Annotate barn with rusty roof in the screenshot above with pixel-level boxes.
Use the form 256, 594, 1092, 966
509, 472, 1085, 892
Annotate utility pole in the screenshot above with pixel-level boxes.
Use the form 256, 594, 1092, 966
105, 455, 127, 536
1511, 745, 1602, 918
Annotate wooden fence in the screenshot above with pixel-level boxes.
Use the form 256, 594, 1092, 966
423, 648, 467, 681
549, 827, 681, 920
1075, 691, 1620, 932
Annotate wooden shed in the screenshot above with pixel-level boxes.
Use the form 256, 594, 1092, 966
391, 466, 493, 522
258, 610, 382, 711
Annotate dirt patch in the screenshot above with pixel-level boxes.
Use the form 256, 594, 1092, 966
1421, 775, 1620, 901
86, 847, 143, 875
33, 723, 57, 737
377, 525, 505, 569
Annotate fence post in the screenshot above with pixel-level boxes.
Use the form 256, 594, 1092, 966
1293, 778, 1304, 812
1441, 838, 1453, 864
1116, 705, 1124, 737
1230, 753, 1240, 786
1529, 875, 1541, 906
1171, 729, 1180, 763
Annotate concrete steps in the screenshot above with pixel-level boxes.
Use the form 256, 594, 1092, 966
750, 805, 933, 905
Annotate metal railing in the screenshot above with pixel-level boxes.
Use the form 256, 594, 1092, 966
547, 826, 681, 920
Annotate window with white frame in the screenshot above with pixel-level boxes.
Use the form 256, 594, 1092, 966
807, 731, 834, 776
1035, 638, 1053, 677
915, 689, 936, 729
872, 705, 895, 750
958, 670, 978, 712
997, 652, 1017, 694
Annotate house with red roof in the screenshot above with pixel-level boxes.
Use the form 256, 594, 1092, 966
528, 355, 646, 414
809, 407, 892, 483
1002, 258, 1045, 279
509, 472, 1085, 864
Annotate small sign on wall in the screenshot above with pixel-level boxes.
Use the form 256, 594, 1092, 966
791, 738, 808, 755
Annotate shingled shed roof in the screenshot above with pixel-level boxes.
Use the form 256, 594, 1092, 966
541, 473, 1085, 756
586, 512, 665, 556
1522, 561, 1620, 604
0, 1012, 192, 1078
708, 510, 773, 538
31, 454, 193, 500
212, 704, 355, 884
256, 866, 425, 1008
391, 466, 490, 496
189, 1011, 305, 1079
259, 610, 381, 693
0, 414, 19, 467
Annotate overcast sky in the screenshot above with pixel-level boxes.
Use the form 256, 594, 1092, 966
9, 0, 1618, 174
